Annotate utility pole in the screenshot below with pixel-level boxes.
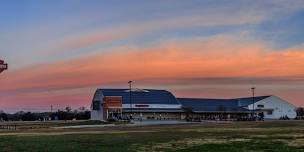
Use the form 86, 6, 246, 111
128, 81, 133, 116
51, 105, 53, 113
251, 87, 256, 117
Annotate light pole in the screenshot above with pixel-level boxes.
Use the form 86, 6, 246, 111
251, 87, 256, 117
128, 81, 133, 117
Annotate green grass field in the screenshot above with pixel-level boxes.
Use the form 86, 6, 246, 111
0, 121, 304, 152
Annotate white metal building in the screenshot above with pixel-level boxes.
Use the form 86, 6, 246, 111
247, 95, 297, 119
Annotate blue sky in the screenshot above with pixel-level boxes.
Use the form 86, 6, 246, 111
1, 0, 304, 68
1, 0, 304, 111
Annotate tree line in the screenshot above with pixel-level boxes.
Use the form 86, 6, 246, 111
0, 106, 90, 121
296, 107, 304, 119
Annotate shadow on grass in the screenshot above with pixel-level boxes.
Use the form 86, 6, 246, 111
172, 140, 304, 152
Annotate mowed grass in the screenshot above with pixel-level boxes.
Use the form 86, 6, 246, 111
0, 121, 304, 152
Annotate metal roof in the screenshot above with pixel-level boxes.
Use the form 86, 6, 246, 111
94, 88, 271, 113
178, 96, 270, 113
96, 89, 181, 105
236, 96, 270, 107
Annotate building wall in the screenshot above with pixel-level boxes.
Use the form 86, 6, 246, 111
91, 110, 103, 121
122, 104, 181, 109
103, 96, 123, 120
247, 96, 297, 119
123, 112, 182, 120
90, 90, 104, 121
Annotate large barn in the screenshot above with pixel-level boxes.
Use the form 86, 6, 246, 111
91, 88, 297, 121
91, 89, 182, 121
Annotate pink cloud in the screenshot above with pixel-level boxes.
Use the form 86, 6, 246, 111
1, 36, 304, 111
51, 13, 264, 54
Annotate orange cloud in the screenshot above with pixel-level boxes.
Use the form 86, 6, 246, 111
1, 36, 304, 110
52, 13, 264, 54
3, 36, 304, 88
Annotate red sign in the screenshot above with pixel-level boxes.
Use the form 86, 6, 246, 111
0, 59, 7, 73
135, 104, 150, 108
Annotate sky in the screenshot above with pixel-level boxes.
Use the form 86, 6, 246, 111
1, 0, 304, 112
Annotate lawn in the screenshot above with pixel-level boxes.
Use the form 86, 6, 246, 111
0, 121, 304, 152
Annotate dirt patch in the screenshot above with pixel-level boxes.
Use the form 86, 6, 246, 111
0, 130, 156, 136
180, 127, 284, 132
251, 133, 304, 139
133, 138, 251, 152
274, 139, 304, 147
287, 139, 304, 147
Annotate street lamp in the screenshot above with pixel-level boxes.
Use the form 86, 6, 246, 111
251, 87, 256, 117
128, 81, 133, 115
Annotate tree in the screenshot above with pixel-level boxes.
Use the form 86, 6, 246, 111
182, 106, 193, 121
258, 112, 264, 120
0, 111, 8, 121
78, 106, 86, 112
75, 110, 90, 120
21, 112, 36, 121
0, 106, 90, 121
216, 105, 227, 120
57, 110, 73, 120
296, 107, 304, 119
65, 106, 72, 113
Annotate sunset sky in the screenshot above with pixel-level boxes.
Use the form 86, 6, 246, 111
1, 0, 304, 112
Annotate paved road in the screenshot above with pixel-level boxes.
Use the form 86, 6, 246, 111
53, 120, 191, 129
53, 124, 115, 129
130, 120, 192, 126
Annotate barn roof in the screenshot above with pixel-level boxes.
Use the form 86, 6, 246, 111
178, 96, 270, 112
236, 96, 270, 107
96, 89, 181, 105
94, 88, 271, 113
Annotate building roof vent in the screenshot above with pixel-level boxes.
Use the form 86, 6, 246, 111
125, 88, 150, 92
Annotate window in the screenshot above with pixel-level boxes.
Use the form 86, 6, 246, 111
267, 111, 273, 115
257, 105, 264, 108
92, 100, 100, 110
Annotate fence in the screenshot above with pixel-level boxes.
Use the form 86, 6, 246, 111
0, 124, 17, 130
